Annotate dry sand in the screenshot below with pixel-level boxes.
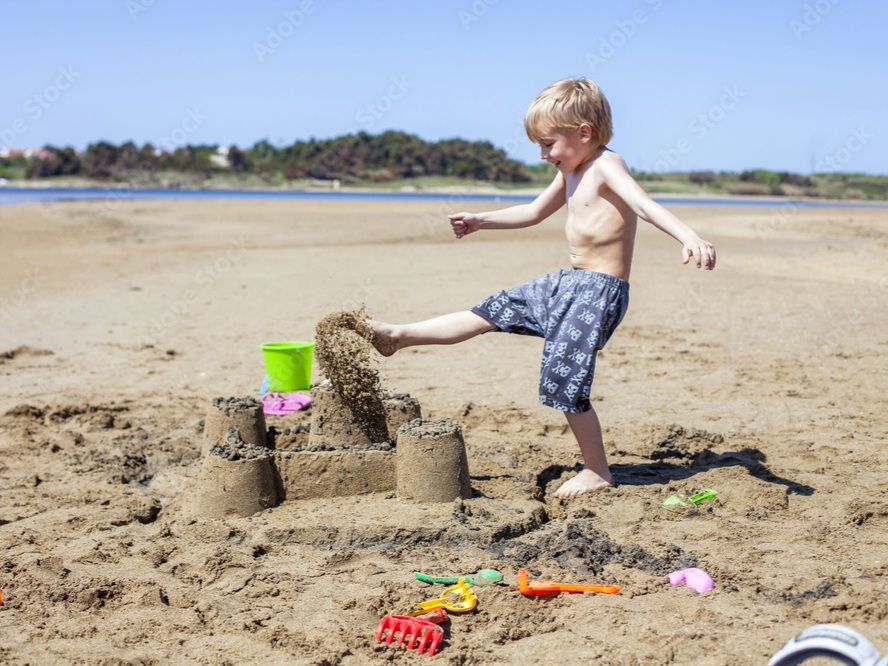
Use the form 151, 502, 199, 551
0, 197, 886, 665
314, 309, 388, 445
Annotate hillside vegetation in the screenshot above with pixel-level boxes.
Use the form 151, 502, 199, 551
1, 133, 885, 200
3, 131, 529, 185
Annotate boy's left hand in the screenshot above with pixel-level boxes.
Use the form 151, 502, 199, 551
682, 238, 716, 270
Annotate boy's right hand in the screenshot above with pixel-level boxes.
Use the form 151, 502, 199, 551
448, 212, 481, 239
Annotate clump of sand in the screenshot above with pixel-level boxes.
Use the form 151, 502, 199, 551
209, 426, 270, 461
211, 396, 263, 414
314, 309, 388, 443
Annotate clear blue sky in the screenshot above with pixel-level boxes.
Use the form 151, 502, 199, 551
2, 0, 886, 174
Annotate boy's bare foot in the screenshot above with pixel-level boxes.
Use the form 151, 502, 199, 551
553, 469, 613, 499
356, 319, 399, 357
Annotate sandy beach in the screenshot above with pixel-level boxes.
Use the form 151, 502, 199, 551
0, 197, 886, 664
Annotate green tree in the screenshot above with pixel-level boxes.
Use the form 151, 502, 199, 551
81, 141, 121, 179
25, 146, 81, 178
227, 145, 252, 173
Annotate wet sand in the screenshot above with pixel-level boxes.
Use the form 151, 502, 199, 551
0, 198, 886, 664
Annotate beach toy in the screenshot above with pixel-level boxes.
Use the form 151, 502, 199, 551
768, 624, 887, 666
690, 489, 717, 504
415, 569, 503, 587
668, 567, 714, 593
376, 608, 447, 657
261, 391, 312, 415
517, 568, 620, 596
406, 578, 477, 616
661, 488, 717, 513
261, 341, 314, 392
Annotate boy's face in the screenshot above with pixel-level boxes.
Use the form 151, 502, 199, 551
537, 125, 595, 173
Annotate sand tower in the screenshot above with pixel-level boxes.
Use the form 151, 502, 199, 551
384, 393, 422, 440
396, 419, 472, 502
308, 382, 416, 449
184, 427, 278, 519
203, 396, 267, 455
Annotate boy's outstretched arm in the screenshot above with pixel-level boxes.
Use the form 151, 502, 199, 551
449, 174, 566, 239
599, 154, 716, 270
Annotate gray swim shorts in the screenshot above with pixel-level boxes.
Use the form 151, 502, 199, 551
471, 269, 629, 413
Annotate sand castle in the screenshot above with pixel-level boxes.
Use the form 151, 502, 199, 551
183, 388, 471, 518
181, 311, 518, 520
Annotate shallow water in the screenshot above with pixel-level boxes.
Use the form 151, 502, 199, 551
2, 185, 887, 208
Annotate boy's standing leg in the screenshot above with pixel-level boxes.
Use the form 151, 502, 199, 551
555, 408, 613, 499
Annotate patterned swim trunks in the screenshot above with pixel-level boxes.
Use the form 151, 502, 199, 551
471, 269, 629, 413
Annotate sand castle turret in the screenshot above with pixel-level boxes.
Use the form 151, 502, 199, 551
203, 396, 267, 455
307, 382, 384, 449
384, 393, 422, 438
395, 419, 472, 502
308, 383, 421, 448
184, 397, 277, 519
185, 427, 278, 519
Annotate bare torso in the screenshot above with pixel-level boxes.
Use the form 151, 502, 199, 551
563, 149, 637, 281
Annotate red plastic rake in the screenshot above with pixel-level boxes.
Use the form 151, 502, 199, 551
375, 608, 447, 656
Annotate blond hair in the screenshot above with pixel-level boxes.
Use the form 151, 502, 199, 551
524, 77, 613, 146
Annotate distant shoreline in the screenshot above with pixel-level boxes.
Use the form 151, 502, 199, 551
2, 176, 885, 206
3, 182, 887, 209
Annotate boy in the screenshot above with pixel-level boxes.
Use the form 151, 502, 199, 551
363, 77, 715, 499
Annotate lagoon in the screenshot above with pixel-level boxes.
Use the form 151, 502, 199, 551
1, 185, 887, 208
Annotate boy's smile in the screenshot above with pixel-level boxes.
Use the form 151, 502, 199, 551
538, 126, 596, 173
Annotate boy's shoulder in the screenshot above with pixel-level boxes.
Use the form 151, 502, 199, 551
580, 147, 630, 182
595, 147, 628, 168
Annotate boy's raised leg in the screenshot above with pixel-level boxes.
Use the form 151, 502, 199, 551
554, 407, 614, 499
361, 311, 493, 356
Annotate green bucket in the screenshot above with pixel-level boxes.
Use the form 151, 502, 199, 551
262, 341, 314, 392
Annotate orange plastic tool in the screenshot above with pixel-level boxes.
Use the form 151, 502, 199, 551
517, 568, 620, 596
375, 608, 447, 656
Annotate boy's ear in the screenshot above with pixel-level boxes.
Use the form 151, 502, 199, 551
578, 123, 594, 143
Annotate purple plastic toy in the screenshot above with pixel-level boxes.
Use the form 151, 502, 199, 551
668, 567, 714, 593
